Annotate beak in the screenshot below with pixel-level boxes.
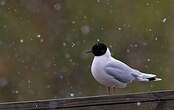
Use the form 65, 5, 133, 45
85, 50, 92, 54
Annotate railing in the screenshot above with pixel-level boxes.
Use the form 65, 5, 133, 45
0, 90, 173, 110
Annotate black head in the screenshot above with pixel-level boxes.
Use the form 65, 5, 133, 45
90, 43, 107, 56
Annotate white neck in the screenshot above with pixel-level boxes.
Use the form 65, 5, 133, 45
105, 48, 111, 57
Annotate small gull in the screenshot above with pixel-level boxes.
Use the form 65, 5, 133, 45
87, 43, 162, 96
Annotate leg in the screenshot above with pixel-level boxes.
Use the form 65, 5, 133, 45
113, 87, 115, 96
107, 87, 110, 96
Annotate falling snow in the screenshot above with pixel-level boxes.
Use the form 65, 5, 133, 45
40, 38, 44, 43
27, 80, 31, 88
134, 44, 138, 48
136, 102, 141, 106
148, 28, 152, 32
0, 0, 6, 6
62, 42, 66, 46
70, 93, 75, 97
162, 18, 167, 23
143, 42, 148, 46
109, 45, 112, 48
83, 16, 87, 19
35, 104, 39, 108
126, 49, 130, 53
54, 3, 61, 11
60, 75, 64, 79
81, 25, 90, 34
97, 0, 100, 3
146, 2, 150, 6
3, 25, 7, 28
28, 80, 31, 83
47, 85, 51, 88
20, 39, 24, 43
155, 37, 158, 40
69, 59, 73, 62
12, 90, 19, 94
147, 58, 151, 62
71, 42, 75, 47
100, 26, 104, 31
36, 34, 41, 38
72, 21, 76, 24
118, 27, 122, 31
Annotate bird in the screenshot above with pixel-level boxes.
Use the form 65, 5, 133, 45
87, 42, 162, 96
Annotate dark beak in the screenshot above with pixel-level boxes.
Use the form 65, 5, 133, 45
85, 50, 92, 54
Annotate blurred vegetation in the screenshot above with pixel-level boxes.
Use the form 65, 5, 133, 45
0, 0, 173, 102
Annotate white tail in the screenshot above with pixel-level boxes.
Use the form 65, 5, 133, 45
132, 70, 162, 82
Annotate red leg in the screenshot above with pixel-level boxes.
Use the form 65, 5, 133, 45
113, 87, 115, 96
107, 87, 110, 96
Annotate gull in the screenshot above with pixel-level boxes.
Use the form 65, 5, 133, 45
87, 42, 162, 96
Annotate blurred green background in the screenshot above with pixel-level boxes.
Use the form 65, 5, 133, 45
0, 0, 173, 102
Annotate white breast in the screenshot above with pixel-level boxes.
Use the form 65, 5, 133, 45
91, 49, 127, 88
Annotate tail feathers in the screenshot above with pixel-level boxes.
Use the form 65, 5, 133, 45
147, 77, 162, 81
136, 73, 162, 82
132, 69, 162, 82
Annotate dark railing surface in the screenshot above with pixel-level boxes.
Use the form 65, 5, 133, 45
0, 90, 174, 110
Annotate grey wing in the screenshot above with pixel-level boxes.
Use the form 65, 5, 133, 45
104, 60, 135, 83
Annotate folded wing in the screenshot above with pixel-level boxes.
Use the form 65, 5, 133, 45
104, 60, 135, 83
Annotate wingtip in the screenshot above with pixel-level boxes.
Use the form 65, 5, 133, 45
154, 78, 162, 81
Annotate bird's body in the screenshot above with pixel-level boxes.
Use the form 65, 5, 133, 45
91, 49, 133, 88
88, 43, 162, 95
